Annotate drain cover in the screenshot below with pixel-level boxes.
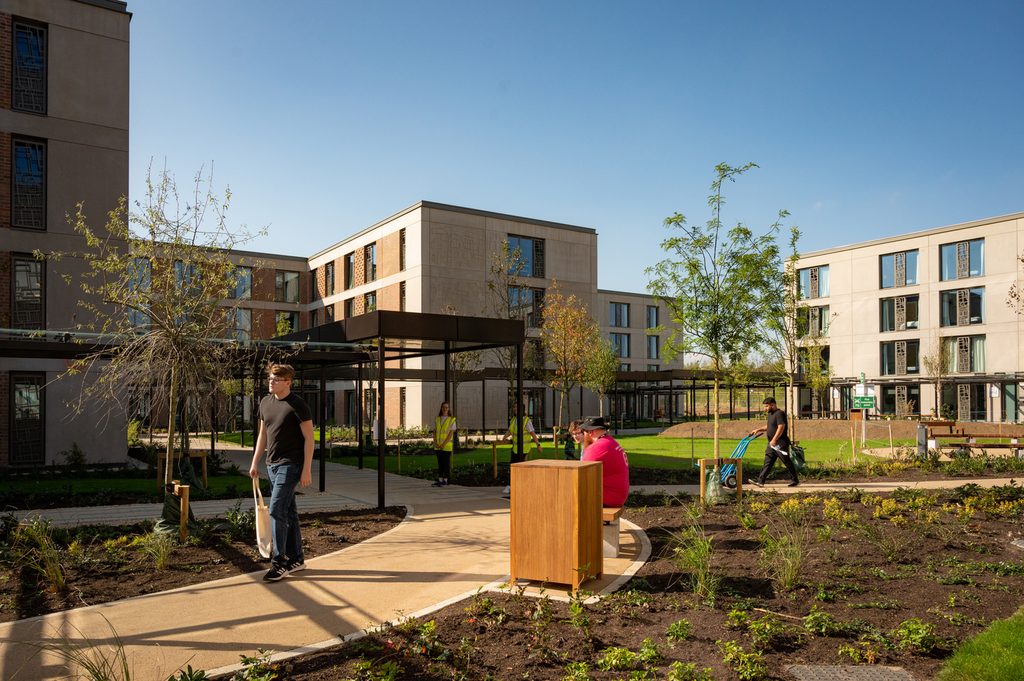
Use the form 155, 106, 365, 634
787, 666, 916, 681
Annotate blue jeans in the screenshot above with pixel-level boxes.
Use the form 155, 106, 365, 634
267, 462, 303, 566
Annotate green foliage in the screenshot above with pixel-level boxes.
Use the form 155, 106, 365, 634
666, 617, 693, 642
127, 420, 144, 447
937, 607, 1024, 681
139, 530, 177, 570
233, 649, 280, 681
350, 659, 404, 681
60, 442, 88, 468
223, 501, 256, 542
464, 594, 510, 626
647, 162, 787, 457
759, 511, 812, 591
12, 517, 67, 593
837, 640, 882, 664
717, 640, 768, 681
596, 638, 661, 672
35, 616, 134, 680
803, 605, 846, 636
666, 661, 715, 681
666, 505, 720, 605
890, 618, 941, 654
167, 666, 208, 681
746, 614, 788, 651
562, 661, 592, 681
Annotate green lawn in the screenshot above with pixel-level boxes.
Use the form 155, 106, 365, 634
0, 473, 256, 499
937, 608, 1024, 681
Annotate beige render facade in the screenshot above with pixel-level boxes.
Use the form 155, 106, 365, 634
796, 212, 1024, 422
306, 201, 683, 433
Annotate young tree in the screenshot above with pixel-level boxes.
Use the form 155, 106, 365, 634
921, 337, 948, 418
40, 165, 262, 488
582, 337, 618, 417
484, 240, 543, 388
538, 281, 598, 432
647, 162, 785, 458
764, 226, 803, 439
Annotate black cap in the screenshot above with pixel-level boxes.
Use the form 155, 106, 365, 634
580, 416, 609, 431
763, 396, 777, 405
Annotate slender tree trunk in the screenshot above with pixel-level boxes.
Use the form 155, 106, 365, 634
713, 374, 721, 459
165, 365, 178, 488
788, 375, 797, 441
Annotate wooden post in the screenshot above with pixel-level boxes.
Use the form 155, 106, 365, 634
850, 424, 856, 464
172, 482, 190, 541
397, 438, 401, 474
888, 423, 895, 458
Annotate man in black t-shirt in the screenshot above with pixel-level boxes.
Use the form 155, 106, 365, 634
249, 363, 314, 582
748, 396, 799, 487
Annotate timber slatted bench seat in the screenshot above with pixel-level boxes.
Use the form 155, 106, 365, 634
602, 506, 624, 558
923, 422, 1021, 458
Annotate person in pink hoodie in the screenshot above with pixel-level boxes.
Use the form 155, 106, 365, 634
580, 416, 629, 507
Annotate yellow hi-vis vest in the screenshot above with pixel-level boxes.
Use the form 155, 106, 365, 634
509, 417, 532, 441
434, 415, 456, 452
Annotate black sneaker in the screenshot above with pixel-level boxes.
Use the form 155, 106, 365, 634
432, 480, 445, 487
788, 480, 800, 487
285, 558, 306, 574
263, 563, 288, 582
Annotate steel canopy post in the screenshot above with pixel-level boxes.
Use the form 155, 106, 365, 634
319, 363, 327, 493
378, 337, 386, 510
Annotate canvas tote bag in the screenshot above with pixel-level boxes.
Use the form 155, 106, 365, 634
253, 477, 273, 558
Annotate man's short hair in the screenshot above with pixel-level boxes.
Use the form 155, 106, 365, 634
762, 396, 777, 405
268, 363, 295, 381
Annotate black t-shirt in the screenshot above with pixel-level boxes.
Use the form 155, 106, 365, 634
259, 392, 312, 465
766, 408, 790, 447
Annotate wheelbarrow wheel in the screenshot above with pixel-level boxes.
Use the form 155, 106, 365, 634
724, 473, 737, 489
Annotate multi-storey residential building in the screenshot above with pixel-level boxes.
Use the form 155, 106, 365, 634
795, 212, 1024, 422
0, 0, 131, 466
305, 201, 683, 432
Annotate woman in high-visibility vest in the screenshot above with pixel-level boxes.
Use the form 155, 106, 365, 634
432, 402, 457, 487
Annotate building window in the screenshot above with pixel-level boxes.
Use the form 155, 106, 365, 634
618, 363, 631, 371
13, 21, 46, 114
647, 364, 659, 372
275, 271, 300, 303
880, 339, 920, 376
344, 252, 355, 289
231, 308, 251, 341
940, 287, 983, 327
310, 308, 318, 328
943, 336, 985, 373
507, 235, 545, 278
325, 304, 335, 323
127, 257, 151, 328
228, 266, 251, 300
325, 261, 335, 297
798, 265, 829, 299
646, 305, 658, 329
399, 281, 406, 311
12, 138, 46, 229
365, 291, 377, 312
798, 305, 831, 337
610, 302, 630, 328
797, 345, 831, 374
364, 244, 377, 282
879, 295, 919, 332
509, 286, 544, 327
399, 228, 407, 271
11, 373, 45, 465
646, 335, 659, 360
12, 256, 44, 329
344, 298, 354, 318
275, 311, 299, 336
174, 260, 200, 294
880, 250, 918, 289
940, 239, 984, 281
881, 385, 920, 416
611, 332, 631, 358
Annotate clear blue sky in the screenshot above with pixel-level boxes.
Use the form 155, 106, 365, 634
129, 0, 1024, 293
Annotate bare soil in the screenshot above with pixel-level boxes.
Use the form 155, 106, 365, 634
0, 507, 405, 623
268, 487, 1024, 681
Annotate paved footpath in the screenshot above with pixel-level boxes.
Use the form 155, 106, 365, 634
2, 457, 1018, 680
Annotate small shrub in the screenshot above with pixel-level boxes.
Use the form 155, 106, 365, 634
167, 666, 208, 681
803, 605, 845, 636
12, 517, 67, 593
666, 661, 714, 681
139, 530, 177, 570
890, 618, 941, 654
837, 640, 882, 664
666, 618, 692, 642
563, 661, 592, 681
233, 649, 280, 680
666, 505, 720, 605
747, 614, 788, 651
717, 640, 768, 681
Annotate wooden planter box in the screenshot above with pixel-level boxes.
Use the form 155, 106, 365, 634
509, 459, 603, 590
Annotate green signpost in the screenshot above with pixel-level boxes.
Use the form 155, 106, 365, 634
853, 396, 875, 409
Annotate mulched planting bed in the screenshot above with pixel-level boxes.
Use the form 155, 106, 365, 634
0, 506, 405, 623
260, 485, 1024, 681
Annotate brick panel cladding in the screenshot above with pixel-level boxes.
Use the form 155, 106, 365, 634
381, 231, 401, 278
252, 267, 274, 302
0, 132, 10, 230
379, 281, 401, 312
0, 372, 9, 466
0, 251, 10, 327
0, 14, 11, 110
354, 247, 366, 288
313, 264, 325, 300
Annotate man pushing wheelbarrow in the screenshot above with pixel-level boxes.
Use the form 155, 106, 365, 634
748, 396, 799, 488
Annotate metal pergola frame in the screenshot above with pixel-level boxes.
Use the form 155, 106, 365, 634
2, 311, 527, 508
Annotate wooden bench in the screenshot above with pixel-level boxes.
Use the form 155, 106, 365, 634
602, 506, 624, 558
